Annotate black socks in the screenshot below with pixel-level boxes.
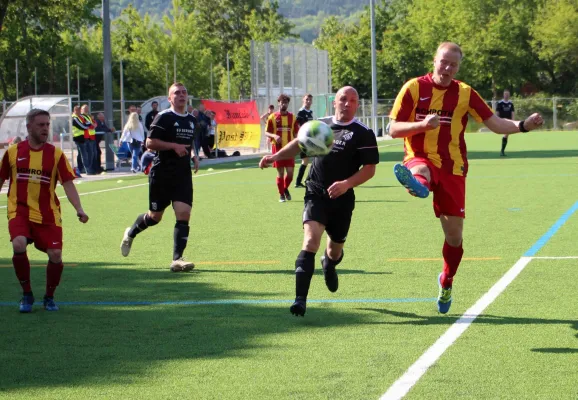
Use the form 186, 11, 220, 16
173, 220, 190, 260
295, 250, 315, 299
128, 213, 158, 238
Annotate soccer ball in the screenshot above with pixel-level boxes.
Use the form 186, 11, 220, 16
297, 120, 334, 156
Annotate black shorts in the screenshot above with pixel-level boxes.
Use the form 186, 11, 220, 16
302, 190, 355, 243
148, 170, 193, 212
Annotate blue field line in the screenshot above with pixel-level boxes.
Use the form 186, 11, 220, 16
0, 297, 436, 307
524, 200, 578, 257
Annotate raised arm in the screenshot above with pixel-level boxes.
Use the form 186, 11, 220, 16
389, 114, 440, 139
483, 113, 543, 134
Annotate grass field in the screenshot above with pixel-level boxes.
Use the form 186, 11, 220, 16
0, 132, 577, 399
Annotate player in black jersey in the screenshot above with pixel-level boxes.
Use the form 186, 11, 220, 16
294, 94, 314, 188
496, 90, 515, 156
259, 86, 380, 316
120, 82, 200, 272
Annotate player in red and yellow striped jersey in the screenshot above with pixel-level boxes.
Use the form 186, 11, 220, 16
0, 109, 89, 313
265, 94, 299, 202
388, 42, 544, 314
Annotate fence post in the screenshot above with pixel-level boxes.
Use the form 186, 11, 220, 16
552, 97, 558, 131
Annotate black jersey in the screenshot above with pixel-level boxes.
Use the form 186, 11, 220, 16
149, 109, 197, 175
307, 117, 379, 196
296, 108, 314, 126
496, 100, 515, 119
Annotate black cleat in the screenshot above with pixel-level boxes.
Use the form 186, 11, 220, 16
290, 297, 306, 316
294, 182, 305, 188
284, 189, 292, 201
321, 255, 339, 293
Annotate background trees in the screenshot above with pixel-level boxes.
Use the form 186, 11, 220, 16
0, 0, 576, 101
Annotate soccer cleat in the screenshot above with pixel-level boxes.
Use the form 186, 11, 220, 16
43, 296, 59, 311
321, 255, 339, 293
500, 152, 507, 157
284, 189, 292, 201
279, 194, 286, 203
290, 296, 307, 317
393, 163, 430, 198
19, 294, 34, 313
294, 183, 306, 188
120, 227, 133, 257
170, 258, 195, 272
437, 273, 453, 314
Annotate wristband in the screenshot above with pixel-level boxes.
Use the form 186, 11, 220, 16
518, 120, 528, 133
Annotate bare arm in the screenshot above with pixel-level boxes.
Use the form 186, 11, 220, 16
258, 139, 301, 169
389, 114, 439, 139
327, 164, 376, 199
62, 180, 89, 223
270, 139, 301, 161
483, 113, 543, 134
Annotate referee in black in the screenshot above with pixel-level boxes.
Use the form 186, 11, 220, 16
496, 89, 515, 156
259, 86, 379, 316
294, 94, 314, 188
120, 82, 200, 272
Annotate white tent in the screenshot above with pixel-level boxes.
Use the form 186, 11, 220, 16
0, 95, 76, 144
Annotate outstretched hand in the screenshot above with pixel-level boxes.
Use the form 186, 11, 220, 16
259, 155, 274, 169
524, 113, 544, 131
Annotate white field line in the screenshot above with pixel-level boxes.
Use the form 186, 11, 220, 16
0, 167, 253, 209
380, 256, 533, 400
529, 256, 578, 259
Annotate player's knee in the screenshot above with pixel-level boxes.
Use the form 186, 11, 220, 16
47, 249, 62, 263
148, 211, 163, 223
302, 235, 321, 253
175, 211, 190, 221
445, 232, 463, 247
12, 237, 28, 253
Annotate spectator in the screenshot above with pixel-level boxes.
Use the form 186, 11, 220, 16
71, 105, 95, 175
197, 103, 212, 158
95, 112, 115, 173
145, 101, 159, 132
261, 104, 275, 123
121, 112, 145, 173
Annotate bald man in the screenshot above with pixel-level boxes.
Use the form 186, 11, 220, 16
388, 41, 544, 314
259, 86, 379, 316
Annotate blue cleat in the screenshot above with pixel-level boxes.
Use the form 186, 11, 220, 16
437, 273, 452, 314
393, 163, 430, 198
43, 296, 59, 311
19, 294, 35, 313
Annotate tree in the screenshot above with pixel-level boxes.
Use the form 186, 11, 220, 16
530, 0, 578, 94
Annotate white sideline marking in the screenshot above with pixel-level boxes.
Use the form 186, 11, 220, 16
380, 256, 533, 400
529, 256, 578, 259
0, 167, 252, 209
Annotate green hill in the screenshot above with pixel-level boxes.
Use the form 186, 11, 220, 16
110, 0, 366, 42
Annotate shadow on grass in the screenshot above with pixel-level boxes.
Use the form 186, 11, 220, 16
531, 348, 578, 354
0, 261, 381, 392
358, 308, 578, 329
357, 308, 578, 353
196, 268, 392, 276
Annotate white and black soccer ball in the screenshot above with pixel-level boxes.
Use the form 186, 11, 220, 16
297, 120, 334, 156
